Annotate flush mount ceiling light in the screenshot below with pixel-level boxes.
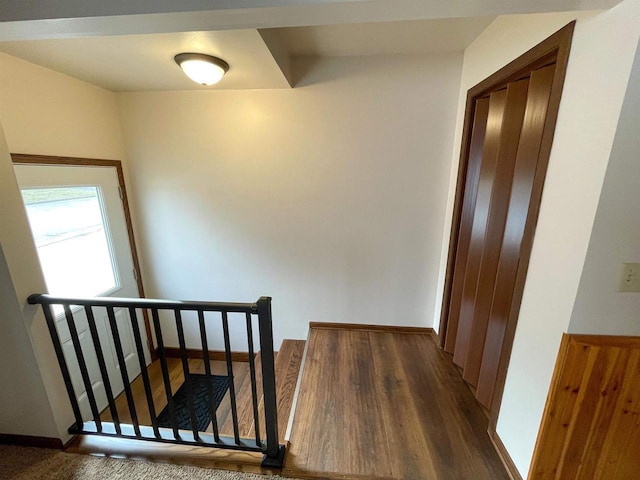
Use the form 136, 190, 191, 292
174, 53, 229, 86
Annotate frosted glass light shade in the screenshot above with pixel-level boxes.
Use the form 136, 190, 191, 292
174, 53, 229, 86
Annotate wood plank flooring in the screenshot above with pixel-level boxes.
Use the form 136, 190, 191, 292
72, 331, 508, 479
100, 340, 304, 445
99, 357, 248, 432
283, 327, 510, 480
218, 339, 305, 443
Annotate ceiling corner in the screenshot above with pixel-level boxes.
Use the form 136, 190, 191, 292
258, 29, 294, 88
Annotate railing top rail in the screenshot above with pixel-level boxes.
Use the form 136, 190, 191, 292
28, 293, 270, 314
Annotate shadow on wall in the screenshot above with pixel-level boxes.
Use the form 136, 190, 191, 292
0, 243, 60, 438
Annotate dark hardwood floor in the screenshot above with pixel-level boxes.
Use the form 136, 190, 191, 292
71, 329, 508, 479
283, 327, 510, 480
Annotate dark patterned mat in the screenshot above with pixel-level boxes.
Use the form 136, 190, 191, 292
157, 373, 229, 431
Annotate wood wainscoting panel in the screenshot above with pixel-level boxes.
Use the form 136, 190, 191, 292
529, 334, 640, 480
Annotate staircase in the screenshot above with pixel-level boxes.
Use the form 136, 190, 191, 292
29, 293, 303, 471
218, 339, 306, 444
66, 339, 306, 474
32, 291, 512, 480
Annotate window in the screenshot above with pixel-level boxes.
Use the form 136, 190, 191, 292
22, 186, 119, 304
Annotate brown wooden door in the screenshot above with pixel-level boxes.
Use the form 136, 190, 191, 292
445, 64, 556, 409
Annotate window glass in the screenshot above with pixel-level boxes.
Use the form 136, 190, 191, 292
22, 186, 119, 304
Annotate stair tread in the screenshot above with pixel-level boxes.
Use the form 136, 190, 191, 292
218, 339, 305, 444
275, 340, 306, 444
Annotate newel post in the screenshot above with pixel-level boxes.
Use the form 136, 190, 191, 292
256, 296, 285, 467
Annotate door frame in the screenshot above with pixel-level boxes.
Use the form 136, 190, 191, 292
11, 153, 156, 361
437, 22, 575, 435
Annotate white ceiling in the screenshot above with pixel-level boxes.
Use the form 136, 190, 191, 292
269, 17, 495, 56
0, 30, 291, 91
0, 0, 622, 41
0, 17, 496, 92
0, 0, 623, 92
0, 0, 620, 23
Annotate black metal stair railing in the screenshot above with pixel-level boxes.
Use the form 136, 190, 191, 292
27, 294, 285, 468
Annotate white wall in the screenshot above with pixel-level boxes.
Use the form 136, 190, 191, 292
0, 125, 59, 439
0, 53, 126, 158
0, 52, 129, 440
569, 40, 640, 335
432, 0, 640, 476
117, 53, 462, 350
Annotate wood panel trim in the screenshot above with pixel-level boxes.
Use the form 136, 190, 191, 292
528, 333, 571, 480
164, 347, 251, 362
444, 97, 491, 353
438, 85, 477, 348
0, 433, 64, 449
436, 22, 575, 431
466, 22, 574, 100
11, 153, 156, 362
11, 153, 122, 168
438, 21, 575, 344
429, 328, 440, 345
460, 82, 529, 384
488, 21, 574, 431
489, 428, 524, 480
309, 322, 433, 335
452, 89, 507, 369
565, 334, 640, 348
474, 65, 556, 409
529, 333, 640, 479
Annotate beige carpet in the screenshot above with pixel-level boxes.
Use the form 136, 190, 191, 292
0, 445, 285, 479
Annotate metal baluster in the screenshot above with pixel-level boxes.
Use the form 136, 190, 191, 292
245, 312, 262, 447
63, 305, 102, 432
152, 308, 180, 438
29, 294, 278, 459
222, 311, 240, 444
42, 303, 83, 430
106, 306, 140, 437
198, 310, 221, 442
84, 306, 121, 434
175, 309, 201, 440
129, 307, 160, 438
